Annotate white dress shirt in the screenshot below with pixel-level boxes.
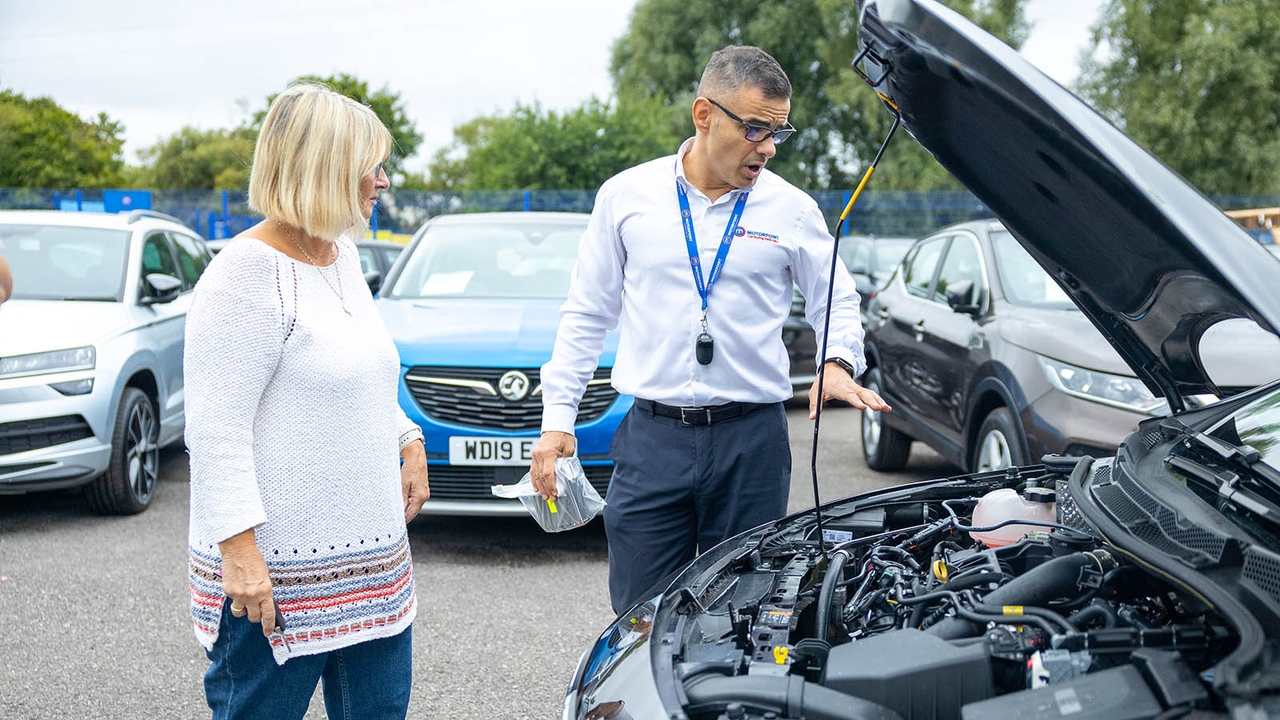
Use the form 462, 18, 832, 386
540, 139, 865, 434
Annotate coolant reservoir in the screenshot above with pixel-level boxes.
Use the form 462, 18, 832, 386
969, 487, 1056, 548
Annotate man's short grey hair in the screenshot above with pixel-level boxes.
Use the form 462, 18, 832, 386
696, 46, 792, 100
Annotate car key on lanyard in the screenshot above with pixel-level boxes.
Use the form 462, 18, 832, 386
676, 177, 749, 366
696, 313, 714, 365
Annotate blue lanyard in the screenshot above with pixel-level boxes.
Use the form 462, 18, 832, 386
676, 181, 749, 312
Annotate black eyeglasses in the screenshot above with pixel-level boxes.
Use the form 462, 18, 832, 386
373, 161, 385, 178
705, 97, 797, 145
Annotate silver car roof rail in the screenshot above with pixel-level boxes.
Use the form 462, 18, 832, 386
126, 209, 186, 226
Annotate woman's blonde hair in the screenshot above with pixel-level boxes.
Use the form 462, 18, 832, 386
248, 82, 391, 240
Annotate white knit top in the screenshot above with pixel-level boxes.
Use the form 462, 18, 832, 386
184, 236, 419, 664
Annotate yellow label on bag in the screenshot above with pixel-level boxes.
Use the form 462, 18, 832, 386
547, 499, 558, 514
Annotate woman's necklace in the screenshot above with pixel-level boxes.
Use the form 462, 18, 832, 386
276, 220, 350, 316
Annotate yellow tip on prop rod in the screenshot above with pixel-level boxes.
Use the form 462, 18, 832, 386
838, 105, 902, 223
840, 166, 876, 222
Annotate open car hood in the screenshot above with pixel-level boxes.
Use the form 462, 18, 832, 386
857, 0, 1280, 404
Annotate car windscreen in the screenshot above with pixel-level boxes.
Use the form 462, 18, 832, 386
386, 221, 586, 300
1207, 385, 1280, 473
990, 230, 1076, 309
0, 224, 130, 301
874, 239, 914, 272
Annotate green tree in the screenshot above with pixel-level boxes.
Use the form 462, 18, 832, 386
257, 73, 423, 180
426, 97, 682, 190
1077, 0, 1280, 195
131, 74, 423, 190
136, 126, 256, 190
0, 89, 126, 188
608, 0, 1030, 190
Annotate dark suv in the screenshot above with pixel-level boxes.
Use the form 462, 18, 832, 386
863, 219, 1172, 473
860, 219, 1279, 474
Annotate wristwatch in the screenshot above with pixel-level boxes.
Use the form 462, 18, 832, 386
825, 356, 858, 378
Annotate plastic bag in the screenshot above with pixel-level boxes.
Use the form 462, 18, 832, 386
491, 456, 606, 532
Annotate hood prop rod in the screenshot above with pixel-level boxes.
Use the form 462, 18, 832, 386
810, 88, 902, 557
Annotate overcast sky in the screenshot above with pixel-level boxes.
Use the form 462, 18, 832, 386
0, 0, 1104, 174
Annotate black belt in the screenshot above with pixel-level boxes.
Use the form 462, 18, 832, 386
633, 398, 766, 426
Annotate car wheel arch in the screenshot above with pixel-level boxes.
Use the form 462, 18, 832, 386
125, 369, 160, 404
964, 373, 1031, 471
861, 342, 884, 380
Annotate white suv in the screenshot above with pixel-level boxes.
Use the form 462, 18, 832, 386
0, 210, 211, 514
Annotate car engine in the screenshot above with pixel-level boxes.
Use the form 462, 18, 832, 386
664, 456, 1239, 720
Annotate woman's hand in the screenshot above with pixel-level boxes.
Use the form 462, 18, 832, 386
218, 529, 277, 637
400, 440, 429, 522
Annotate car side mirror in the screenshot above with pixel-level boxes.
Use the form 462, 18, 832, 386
141, 273, 183, 305
365, 270, 383, 294
945, 280, 981, 315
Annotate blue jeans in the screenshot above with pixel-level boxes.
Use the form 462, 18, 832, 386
204, 600, 412, 720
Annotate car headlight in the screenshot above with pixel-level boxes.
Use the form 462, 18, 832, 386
0, 346, 96, 378
1038, 355, 1167, 415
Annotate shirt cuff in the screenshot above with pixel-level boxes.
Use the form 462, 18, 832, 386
820, 348, 866, 378
541, 403, 579, 435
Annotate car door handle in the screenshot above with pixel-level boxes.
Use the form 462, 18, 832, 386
913, 320, 926, 343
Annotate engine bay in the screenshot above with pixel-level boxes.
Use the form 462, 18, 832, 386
661, 456, 1242, 720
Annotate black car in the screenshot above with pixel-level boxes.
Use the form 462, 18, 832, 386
837, 233, 915, 308
355, 239, 404, 294
563, 2, 1280, 719
783, 287, 819, 398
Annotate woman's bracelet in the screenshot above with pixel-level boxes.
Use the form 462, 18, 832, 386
398, 427, 424, 453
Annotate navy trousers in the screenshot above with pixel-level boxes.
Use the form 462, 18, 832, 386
604, 401, 791, 614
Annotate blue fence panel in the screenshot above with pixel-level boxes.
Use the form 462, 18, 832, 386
5, 188, 1279, 243
0, 188, 59, 209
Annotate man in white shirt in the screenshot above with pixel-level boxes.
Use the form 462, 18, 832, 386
531, 45, 891, 613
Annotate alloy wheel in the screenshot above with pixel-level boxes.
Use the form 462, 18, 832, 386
861, 401, 883, 457
125, 400, 158, 504
976, 428, 1012, 472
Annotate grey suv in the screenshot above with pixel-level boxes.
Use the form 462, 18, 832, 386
861, 219, 1278, 473
0, 210, 210, 513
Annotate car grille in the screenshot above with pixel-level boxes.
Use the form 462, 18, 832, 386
428, 463, 613, 501
405, 366, 618, 431
0, 415, 95, 455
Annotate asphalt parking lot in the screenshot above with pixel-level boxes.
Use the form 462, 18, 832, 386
0, 406, 954, 719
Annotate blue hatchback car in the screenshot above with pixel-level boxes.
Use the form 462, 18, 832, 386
375, 212, 630, 516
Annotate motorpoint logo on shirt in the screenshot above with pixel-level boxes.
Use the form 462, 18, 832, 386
737, 228, 780, 244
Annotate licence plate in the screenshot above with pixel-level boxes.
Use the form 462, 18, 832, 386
448, 436, 535, 466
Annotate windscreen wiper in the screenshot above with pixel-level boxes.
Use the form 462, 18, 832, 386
1160, 417, 1280, 488
1165, 453, 1280, 528
1161, 419, 1280, 527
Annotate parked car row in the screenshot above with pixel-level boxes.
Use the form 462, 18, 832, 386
0, 201, 841, 516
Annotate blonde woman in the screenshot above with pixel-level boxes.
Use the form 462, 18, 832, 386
183, 83, 428, 720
